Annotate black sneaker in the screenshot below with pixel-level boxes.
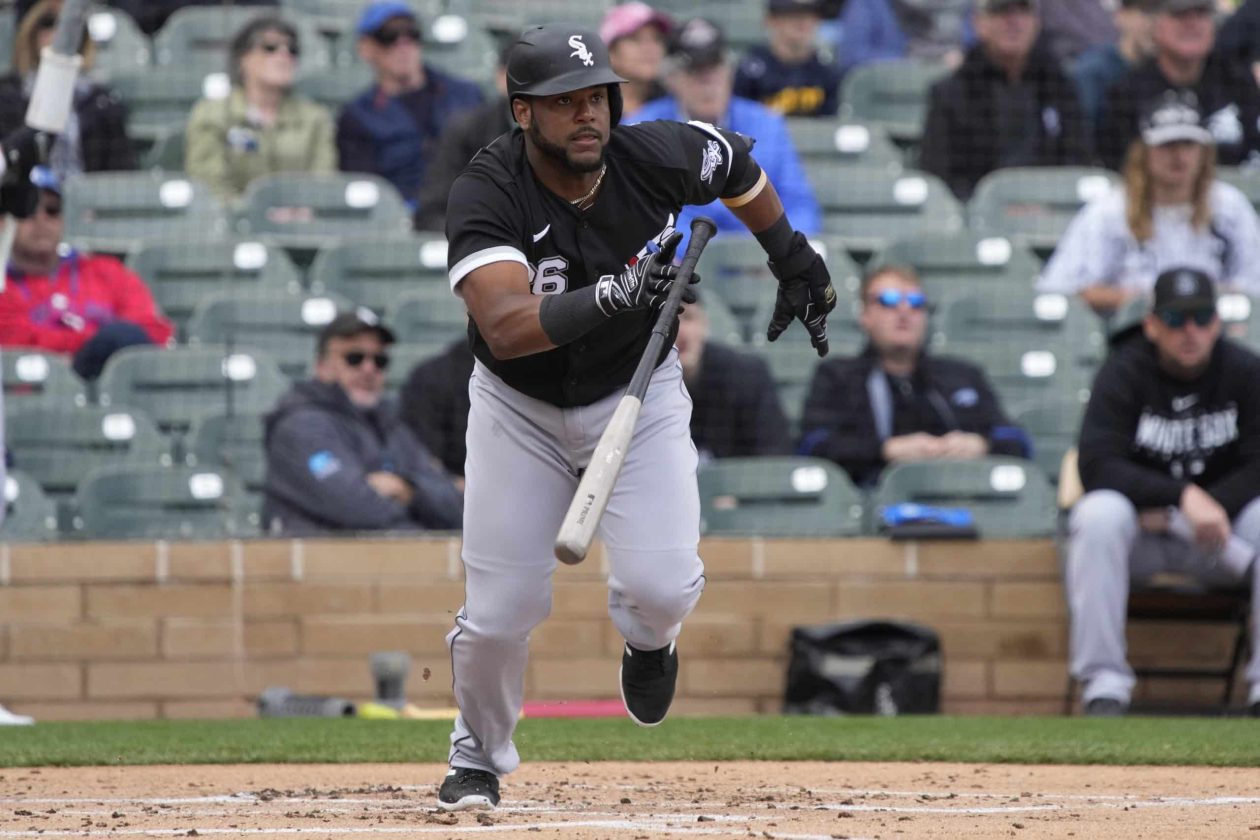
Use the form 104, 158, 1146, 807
1084, 697, 1127, 718
620, 640, 678, 727
437, 767, 500, 811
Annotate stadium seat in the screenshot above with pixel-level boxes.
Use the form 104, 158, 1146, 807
186, 290, 352, 380
1, 350, 87, 406
97, 345, 289, 434
382, 341, 452, 392
698, 456, 866, 537
108, 70, 219, 146
186, 412, 268, 502
872, 456, 1057, 538
308, 236, 451, 312
386, 286, 470, 344
1216, 166, 1260, 214
929, 288, 1106, 368
86, 7, 151, 80
968, 166, 1121, 257
466, 0, 613, 35
937, 340, 1093, 413
293, 65, 374, 112
752, 341, 826, 431
0, 14, 13, 74
696, 288, 743, 346
869, 232, 1043, 301
152, 6, 332, 73
1010, 395, 1087, 485
806, 165, 964, 256
787, 119, 902, 174
0, 471, 59, 543
142, 123, 186, 172
5, 404, 171, 500
62, 171, 229, 256
838, 60, 949, 144
236, 173, 412, 257
127, 240, 303, 340
72, 464, 253, 540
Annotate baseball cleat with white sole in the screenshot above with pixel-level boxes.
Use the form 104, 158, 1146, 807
437, 767, 500, 811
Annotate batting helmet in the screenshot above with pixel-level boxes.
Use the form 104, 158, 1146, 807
506, 24, 627, 125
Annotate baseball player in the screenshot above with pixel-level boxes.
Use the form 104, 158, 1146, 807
437, 23, 836, 811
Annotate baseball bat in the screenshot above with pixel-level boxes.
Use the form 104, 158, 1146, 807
554, 216, 718, 566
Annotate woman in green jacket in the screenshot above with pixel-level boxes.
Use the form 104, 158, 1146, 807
185, 15, 337, 201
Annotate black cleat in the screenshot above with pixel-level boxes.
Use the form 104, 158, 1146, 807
620, 640, 678, 727
1084, 697, 1127, 718
437, 767, 500, 811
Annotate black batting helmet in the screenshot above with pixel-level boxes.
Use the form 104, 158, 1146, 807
506, 24, 627, 125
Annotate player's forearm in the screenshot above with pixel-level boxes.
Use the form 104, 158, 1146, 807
470, 294, 555, 359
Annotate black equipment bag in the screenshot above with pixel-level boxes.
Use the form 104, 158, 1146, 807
782, 620, 942, 715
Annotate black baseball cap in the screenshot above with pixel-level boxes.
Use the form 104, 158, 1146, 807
668, 18, 727, 71
1139, 90, 1213, 146
317, 307, 396, 354
1152, 267, 1216, 313
1155, 0, 1213, 13
767, 0, 825, 14
976, 0, 1037, 12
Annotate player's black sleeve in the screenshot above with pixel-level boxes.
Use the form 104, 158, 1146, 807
621, 119, 762, 209
445, 170, 529, 293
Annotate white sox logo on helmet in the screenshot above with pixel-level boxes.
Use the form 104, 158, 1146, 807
569, 35, 594, 67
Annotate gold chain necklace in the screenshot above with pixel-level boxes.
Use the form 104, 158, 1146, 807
569, 164, 606, 210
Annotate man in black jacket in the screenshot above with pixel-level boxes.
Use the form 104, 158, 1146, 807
798, 266, 1028, 486
1097, 0, 1260, 170
399, 339, 475, 478
675, 293, 791, 461
262, 309, 463, 536
1069, 268, 1260, 717
920, 0, 1092, 201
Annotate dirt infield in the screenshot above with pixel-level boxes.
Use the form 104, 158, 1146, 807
1, 761, 1257, 839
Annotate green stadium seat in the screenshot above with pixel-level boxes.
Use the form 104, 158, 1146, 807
838, 60, 949, 144
0, 14, 14, 75
1216, 166, 1260, 214
186, 412, 267, 500
152, 6, 333, 73
386, 286, 470, 344
383, 341, 452, 392
1, 350, 87, 406
939, 340, 1093, 413
749, 292, 865, 357
97, 345, 289, 434
968, 166, 1121, 257
699, 456, 866, 536
872, 456, 1057, 538
86, 7, 151, 80
108, 70, 219, 145
1, 471, 60, 543
6, 404, 171, 500
141, 123, 186, 172
870, 232, 1044, 301
1010, 395, 1087, 485
293, 65, 374, 112
930, 289, 1106, 368
127, 240, 303, 340
787, 119, 902, 174
695, 288, 743, 346
750, 341, 827, 431
186, 290, 353, 380
467, 0, 613, 35
72, 464, 253, 540
308, 236, 451, 312
62, 171, 229, 255
806, 165, 964, 256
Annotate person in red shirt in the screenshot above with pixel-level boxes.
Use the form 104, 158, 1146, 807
0, 166, 173, 379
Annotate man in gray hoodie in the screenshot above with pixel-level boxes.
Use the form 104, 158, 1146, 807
262, 308, 462, 536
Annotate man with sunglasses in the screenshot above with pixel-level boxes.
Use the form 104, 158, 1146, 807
799, 265, 1027, 487
337, 1, 484, 212
1069, 267, 1260, 717
261, 309, 462, 537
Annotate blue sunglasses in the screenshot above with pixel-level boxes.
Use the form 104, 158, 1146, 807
872, 289, 928, 310
1158, 308, 1215, 328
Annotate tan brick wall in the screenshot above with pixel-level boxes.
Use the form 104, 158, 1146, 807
0, 535, 1230, 720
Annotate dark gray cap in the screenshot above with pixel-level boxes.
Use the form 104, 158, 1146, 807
317, 307, 396, 354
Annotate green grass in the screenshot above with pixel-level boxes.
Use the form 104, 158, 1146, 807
0, 716, 1255, 768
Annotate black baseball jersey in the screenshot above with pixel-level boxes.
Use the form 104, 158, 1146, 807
446, 119, 759, 407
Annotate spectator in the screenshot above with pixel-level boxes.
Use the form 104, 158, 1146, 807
1068, 268, 1260, 718
628, 18, 821, 250
414, 45, 512, 232
0, 167, 173, 380
675, 293, 791, 461
798, 265, 1027, 486
1097, 0, 1260, 170
734, 0, 842, 117
337, 1, 483, 212
1216, 0, 1260, 86
600, 2, 673, 119
834, 0, 974, 77
399, 339, 474, 479
262, 309, 463, 536
1039, 91, 1260, 313
0, 0, 135, 176
1072, 0, 1156, 132
920, 0, 1091, 201
1040, 0, 1120, 64
185, 14, 336, 201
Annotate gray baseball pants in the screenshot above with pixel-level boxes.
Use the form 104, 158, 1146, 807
446, 350, 705, 777
1066, 489, 1260, 705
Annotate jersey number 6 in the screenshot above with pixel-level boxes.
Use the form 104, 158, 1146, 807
530, 256, 570, 295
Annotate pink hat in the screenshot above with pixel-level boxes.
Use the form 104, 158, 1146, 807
599, 2, 672, 47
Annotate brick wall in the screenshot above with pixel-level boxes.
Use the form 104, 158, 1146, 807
0, 537, 1235, 720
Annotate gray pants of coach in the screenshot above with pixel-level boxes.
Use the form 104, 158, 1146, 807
1066, 489, 1260, 706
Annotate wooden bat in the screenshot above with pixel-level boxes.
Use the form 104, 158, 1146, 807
553, 216, 718, 566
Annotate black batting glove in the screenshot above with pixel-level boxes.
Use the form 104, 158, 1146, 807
0, 125, 55, 219
595, 230, 699, 315
765, 232, 837, 357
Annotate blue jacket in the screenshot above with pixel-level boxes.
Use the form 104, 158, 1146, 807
336, 64, 483, 207
626, 97, 821, 250
836, 0, 975, 76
